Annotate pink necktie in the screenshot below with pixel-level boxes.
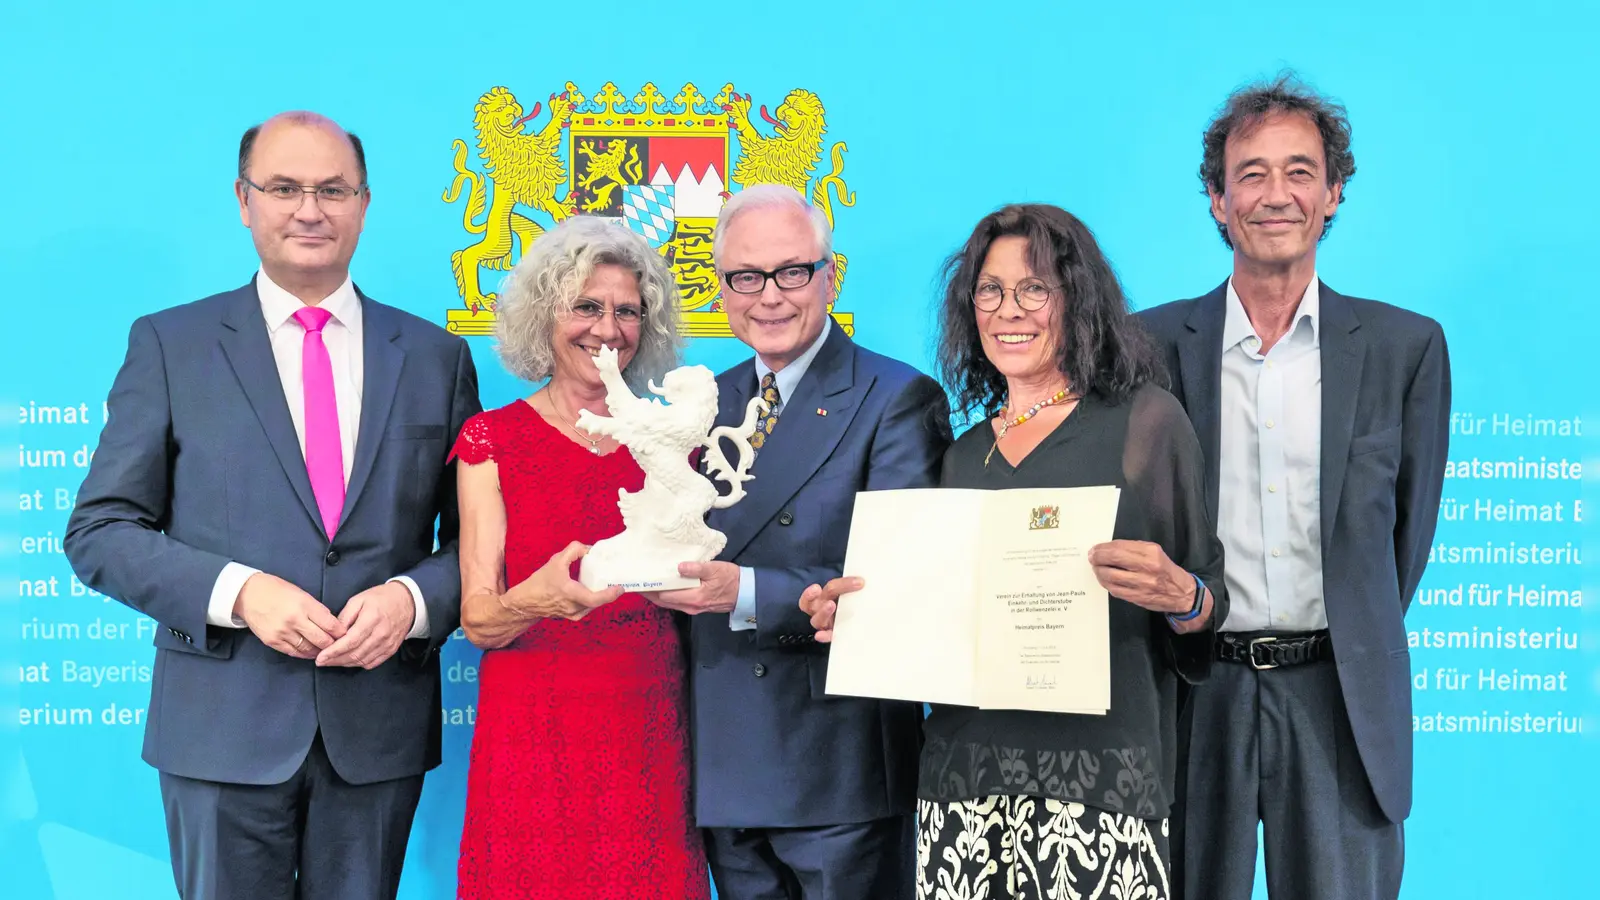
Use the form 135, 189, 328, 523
293, 307, 344, 537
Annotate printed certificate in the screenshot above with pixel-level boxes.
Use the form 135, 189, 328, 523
824, 486, 1119, 714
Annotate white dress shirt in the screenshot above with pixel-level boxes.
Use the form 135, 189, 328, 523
1217, 275, 1326, 632
205, 268, 429, 638
729, 318, 835, 631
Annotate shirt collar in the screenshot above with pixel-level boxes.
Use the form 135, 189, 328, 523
256, 267, 361, 334
1223, 272, 1320, 350
755, 317, 833, 404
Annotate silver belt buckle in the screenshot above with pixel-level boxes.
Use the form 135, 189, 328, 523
1249, 636, 1278, 670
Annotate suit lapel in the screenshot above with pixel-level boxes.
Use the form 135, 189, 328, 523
1178, 283, 1227, 522
707, 359, 756, 479
704, 360, 754, 520
341, 292, 404, 529
705, 361, 756, 536
1317, 284, 1363, 558
218, 282, 324, 533
713, 325, 862, 561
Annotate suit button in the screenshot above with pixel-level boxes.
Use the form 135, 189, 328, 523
325, 549, 340, 566
778, 511, 794, 526
753, 663, 767, 677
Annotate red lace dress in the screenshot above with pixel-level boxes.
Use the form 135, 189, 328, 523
451, 400, 709, 900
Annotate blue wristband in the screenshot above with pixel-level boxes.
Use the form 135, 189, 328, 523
1167, 573, 1205, 624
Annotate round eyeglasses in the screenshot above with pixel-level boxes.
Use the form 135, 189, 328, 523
973, 280, 1056, 312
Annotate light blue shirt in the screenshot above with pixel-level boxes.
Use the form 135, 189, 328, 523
729, 319, 835, 631
1217, 275, 1326, 632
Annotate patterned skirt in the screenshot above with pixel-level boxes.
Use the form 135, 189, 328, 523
917, 795, 1169, 900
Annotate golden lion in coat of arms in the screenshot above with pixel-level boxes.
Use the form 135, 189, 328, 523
441, 81, 855, 337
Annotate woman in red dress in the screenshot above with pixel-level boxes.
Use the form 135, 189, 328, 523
450, 216, 707, 899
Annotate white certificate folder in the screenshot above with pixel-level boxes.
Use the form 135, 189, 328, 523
824, 486, 1120, 715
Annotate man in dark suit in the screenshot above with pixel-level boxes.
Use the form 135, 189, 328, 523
1137, 75, 1450, 900
63, 111, 481, 900
644, 184, 951, 900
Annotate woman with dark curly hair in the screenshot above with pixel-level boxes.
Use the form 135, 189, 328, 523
804, 203, 1227, 899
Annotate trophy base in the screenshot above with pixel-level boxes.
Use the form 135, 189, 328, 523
576, 533, 711, 593
577, 561, 700, 593
576, 522, 732, 592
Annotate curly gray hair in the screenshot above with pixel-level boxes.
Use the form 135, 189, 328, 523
493, 216, 684, 392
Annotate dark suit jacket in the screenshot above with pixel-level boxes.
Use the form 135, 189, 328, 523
688, 323, 952, 829
1137, 280, 1450, 823
63, 279, 481, 786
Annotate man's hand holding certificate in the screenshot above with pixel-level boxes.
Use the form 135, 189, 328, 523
812, 486, 1121, 715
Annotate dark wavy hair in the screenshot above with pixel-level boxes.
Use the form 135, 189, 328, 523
1199, 71, 1355, 248
935, 204, 1164, 419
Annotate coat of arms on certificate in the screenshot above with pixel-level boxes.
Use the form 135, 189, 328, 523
1029, 505, 1060, 530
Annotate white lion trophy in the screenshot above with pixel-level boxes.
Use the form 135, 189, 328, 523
575, 345, 769, 591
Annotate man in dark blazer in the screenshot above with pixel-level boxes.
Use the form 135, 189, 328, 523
1137, 75, 1450, 900
644, 184, 951, 900
63, 112, 480, 900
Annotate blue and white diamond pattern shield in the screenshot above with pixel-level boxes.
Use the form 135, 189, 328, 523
615, 184, 676, 250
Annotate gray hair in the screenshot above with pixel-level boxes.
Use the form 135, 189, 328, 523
712, 183, 832, 268
493, 215, 684, 391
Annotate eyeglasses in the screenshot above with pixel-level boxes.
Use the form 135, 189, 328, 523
721, 259, 830, 295
973, 280, 1056, 312
242, 177, 366, 215
570, 298, 645, 325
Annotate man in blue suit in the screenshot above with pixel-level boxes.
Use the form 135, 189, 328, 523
1137, 75, 1450, 900
63, 111, 480, 900
645, 184, 951, 900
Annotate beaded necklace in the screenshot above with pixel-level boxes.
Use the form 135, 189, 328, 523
985, 388, 1077, 466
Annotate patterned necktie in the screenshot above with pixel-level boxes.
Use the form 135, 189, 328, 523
749, 372, 782, 451
293, 306, 344, 537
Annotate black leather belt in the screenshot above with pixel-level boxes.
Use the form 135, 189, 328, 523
1217, 630, 1333, 670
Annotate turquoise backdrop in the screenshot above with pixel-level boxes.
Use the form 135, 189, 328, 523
4, 2, 1594, 897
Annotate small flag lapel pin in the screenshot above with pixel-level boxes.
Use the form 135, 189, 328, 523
816, 408, 828, 416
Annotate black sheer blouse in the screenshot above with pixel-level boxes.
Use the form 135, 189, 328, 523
917, 383, 1226, 819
